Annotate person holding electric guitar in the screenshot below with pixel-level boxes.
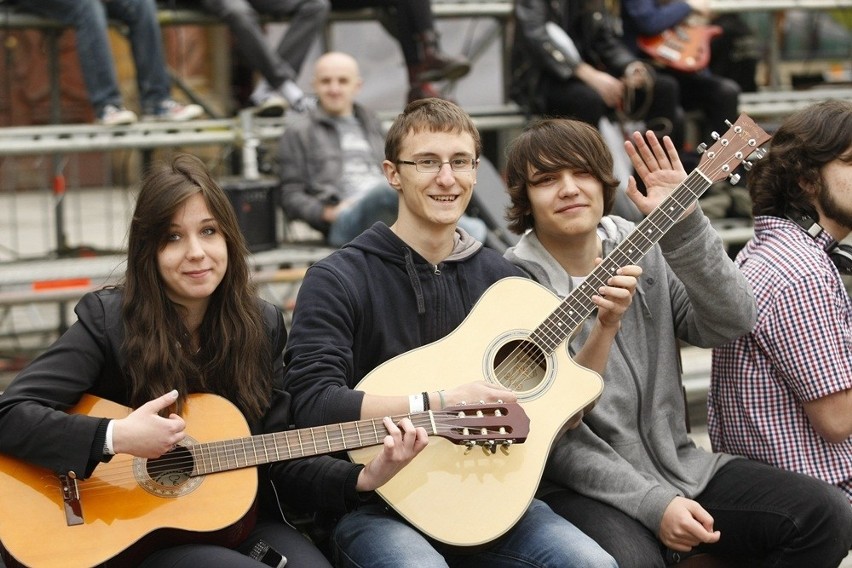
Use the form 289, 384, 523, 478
0, 154, 332, 567
279, 98, 646, 567
502, 117, 852, 567
511, 0, 685, 149
619, 0, 741, 148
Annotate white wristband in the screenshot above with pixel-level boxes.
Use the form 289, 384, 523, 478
104, 420, 115, 455
408, 393, 424, 414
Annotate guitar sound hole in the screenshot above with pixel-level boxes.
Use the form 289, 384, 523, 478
146, 446, 193, 488
492, 339, 547, 393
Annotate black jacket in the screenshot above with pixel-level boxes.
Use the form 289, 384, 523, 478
0, 288, 289, 479
510, 0, 638, 112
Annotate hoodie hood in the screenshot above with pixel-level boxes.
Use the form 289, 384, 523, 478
343, 222, 483, 265
343, 222, 485, 315
504, 216, 633, 297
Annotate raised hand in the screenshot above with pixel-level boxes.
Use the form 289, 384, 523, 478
356, 417, 429, 491
623, 130, 694, 219
111, 390, 186, 458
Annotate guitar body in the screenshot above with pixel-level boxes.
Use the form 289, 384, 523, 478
350, 276, 603, 547
638, 24, 722, 73
0, 394, 257, 568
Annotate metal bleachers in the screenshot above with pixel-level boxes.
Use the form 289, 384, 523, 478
1, 0, 851, 312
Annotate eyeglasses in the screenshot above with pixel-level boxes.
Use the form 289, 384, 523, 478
397, 157, 478, 173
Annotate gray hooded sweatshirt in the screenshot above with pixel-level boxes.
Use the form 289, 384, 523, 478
504, 209, 755, 533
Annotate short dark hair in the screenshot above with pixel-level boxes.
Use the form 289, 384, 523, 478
749, 99, 852, 220
504, 118, 620, 234
384, 98, 482, 163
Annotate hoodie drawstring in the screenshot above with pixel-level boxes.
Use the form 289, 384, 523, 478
403, 247, 427, 315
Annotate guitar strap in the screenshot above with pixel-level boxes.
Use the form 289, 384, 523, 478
786, 213, 852, 275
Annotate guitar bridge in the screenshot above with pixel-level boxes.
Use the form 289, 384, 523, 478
59, 472, 84, 526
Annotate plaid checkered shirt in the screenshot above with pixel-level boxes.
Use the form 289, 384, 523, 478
709, 216, 852, 503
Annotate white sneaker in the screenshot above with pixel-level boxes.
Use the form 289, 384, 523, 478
97, 104, 138, 126
143, 99, 204, 122
250, 80, 287, 117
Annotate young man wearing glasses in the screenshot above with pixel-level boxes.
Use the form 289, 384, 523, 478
278, 51, 486, 246
275, 97, 643, 566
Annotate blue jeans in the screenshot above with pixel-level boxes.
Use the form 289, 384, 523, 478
330, 499, 617, 568
20, 0, 172, 116
542, 458, 852, 568
327, 184, 489, 247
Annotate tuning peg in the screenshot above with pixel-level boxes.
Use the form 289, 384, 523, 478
742, 161, 754, 171
696, 142, 708, 154
711, 131, 721, 141
483, 440, 497, 454
728, 173, 741, 185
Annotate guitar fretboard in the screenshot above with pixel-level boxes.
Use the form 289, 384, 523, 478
191, 413, 425, 476
529, 168, 712, 354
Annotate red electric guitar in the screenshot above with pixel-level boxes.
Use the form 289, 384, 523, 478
638, 23, 722, 73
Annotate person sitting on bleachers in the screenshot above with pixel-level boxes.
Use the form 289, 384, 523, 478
199, 0, 330, 116
331, 0, 471, 104
17, 0, 203, 125
618, 0, 740, 146
510, 0, 684, 148
277, 51, 485, 247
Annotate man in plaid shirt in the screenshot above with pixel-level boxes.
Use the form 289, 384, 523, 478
710, 99, 852, 505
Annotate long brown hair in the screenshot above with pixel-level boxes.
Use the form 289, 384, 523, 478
505, 119, 620, 234
749, 99, 852, 220
122, 154, 271, 421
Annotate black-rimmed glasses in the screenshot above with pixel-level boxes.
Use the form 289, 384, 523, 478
396, 157, 478, 173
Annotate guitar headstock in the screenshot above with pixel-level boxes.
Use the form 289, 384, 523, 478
696, 113, 771, 184
434, 402, 530, 451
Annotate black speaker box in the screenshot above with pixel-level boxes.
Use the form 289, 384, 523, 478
221, 176, 277, 252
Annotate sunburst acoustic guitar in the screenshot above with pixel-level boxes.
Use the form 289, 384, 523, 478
0, 393, 529, 568
350, 115, 771, 547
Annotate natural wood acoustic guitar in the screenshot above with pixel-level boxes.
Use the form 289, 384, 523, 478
350, 115, 771, 547
638, 24, 722, 73
0, 393, 529, 568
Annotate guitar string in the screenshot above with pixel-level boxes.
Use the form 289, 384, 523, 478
51, 410, 520, 494
494, 172, 710, 390
489, 130, 754, 394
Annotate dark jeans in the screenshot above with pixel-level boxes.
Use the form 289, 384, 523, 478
331, 0, 435, 66
666, 68, 741, 144
139, 518, 332, 567
541, 458, 852, 568
539, 71, 685, 149
201, 0, 330, 87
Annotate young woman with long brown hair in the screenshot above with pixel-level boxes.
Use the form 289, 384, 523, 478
0, 154, 330, 567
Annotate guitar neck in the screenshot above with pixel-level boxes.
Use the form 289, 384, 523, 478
191, 412, 424, 476
530, 169, 711, 353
